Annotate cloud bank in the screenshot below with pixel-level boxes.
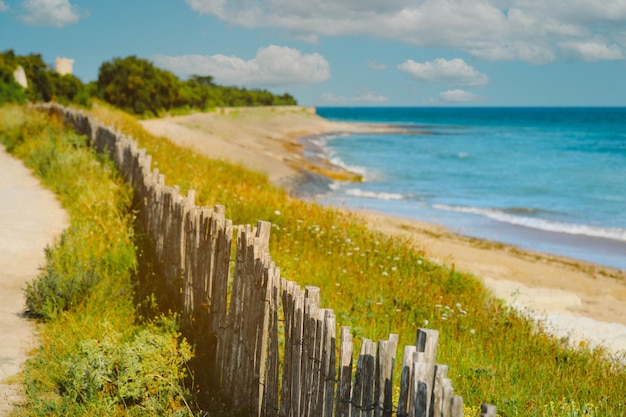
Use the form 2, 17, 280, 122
321, 89, 388, 104
185, 0, 626, 63
398, 58, 489, 87
152, 45, 331, 87
437, 89, 486, 103
19, 0, 83, 27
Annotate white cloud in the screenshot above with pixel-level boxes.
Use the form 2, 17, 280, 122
185, 0, 626, 64
437, 89, 486, 103
152, 45, 331, 87
559, 41, 624, 61
321, 89, 388, 104
367, 61, 387, 71
19, 0, 83, 27
466, 41, 557, 64
0, 1, 9, 12
292, 33, 320, 45
398, 58, 489, 87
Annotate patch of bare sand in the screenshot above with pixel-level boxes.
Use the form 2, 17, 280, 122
140, 107, 626, 358
141, 106, 400, 185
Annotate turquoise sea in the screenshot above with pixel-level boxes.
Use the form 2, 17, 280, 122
307, 107, 626, 270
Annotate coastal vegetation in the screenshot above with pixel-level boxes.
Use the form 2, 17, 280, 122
0, 50, 89, 106
0, 50, 297, 114
0, 105, 192, 416
88, 103, 626, 416
0, 101, 624, 416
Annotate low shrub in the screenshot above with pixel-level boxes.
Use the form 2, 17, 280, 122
59, 318, 192, 415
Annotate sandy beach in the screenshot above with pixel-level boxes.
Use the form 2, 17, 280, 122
141, 107, 626, 359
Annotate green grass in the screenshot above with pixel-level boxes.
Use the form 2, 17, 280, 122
87, 103, 626, 416
2, 102, 623, 416
0, 105, 194, 416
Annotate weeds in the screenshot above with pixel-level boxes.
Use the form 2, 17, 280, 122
0, 105, 194, 416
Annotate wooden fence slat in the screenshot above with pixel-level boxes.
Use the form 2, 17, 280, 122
263, 266, 281, 417
376, 334, 398, 417
254, 262, 273, 417
416, 328, 439, 365
309, 308, 325, 417
321, 310, 336, 417
415, 329, 438, 417
336, 327, 353, 417
210, 208, 232, 388
353, 339, 376, 417
481, 404, 497, 417
398, 345, 416, 417
302, 289, 319, 417
412, 361, 431, 417
442, 379, 454, 417
363, 340, 377, 417
432, 364, 449, 417
291, 287, 305, 417
279, 280, 295, 417
451, 397, 464, 417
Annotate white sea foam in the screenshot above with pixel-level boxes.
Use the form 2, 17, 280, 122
346, 188, 406, 201
328, 182, 342, 192
328, 156, 370, 179
434, 204, 626, 242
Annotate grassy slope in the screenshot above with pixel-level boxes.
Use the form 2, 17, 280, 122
87, 104, 625, 416
0, 105, 193, 417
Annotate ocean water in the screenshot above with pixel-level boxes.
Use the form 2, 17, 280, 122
308, 107, 626, 270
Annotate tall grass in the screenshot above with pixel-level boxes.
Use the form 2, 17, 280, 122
0, 105, 193, 416
87, 103, 626, 416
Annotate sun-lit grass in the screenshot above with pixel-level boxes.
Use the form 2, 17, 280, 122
0, 105, 193, 416
85, 103, 626, 416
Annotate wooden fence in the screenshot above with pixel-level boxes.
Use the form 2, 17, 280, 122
41, 104, 497, 417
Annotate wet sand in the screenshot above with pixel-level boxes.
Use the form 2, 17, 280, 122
141, 107, 626, 359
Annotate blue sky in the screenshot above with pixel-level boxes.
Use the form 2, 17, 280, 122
1, 0, 626, 106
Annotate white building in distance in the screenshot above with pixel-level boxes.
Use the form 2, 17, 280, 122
13, 65, 28, 88
55, 57, 74, 76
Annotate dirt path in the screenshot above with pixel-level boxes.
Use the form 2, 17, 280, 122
0, 146, 68, 415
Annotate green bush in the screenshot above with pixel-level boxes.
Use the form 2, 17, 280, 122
60, 319, 192, 415
24, 245, 101, 319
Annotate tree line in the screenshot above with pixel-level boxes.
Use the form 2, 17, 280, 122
0, 50, 297, 115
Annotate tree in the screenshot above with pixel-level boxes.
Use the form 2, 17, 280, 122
97, 56, 182, 116
0, 65, 26, 105
0, 49, 89, 106
96, 55, 298, 115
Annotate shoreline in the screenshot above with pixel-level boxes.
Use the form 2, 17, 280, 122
141, 107, 626, 358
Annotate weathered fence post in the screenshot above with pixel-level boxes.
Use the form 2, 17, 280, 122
375, 334, 398, 417
481, 403, 497, 417
398, 345, 417, 417
321, 309, 337, 417
336, 327, 353, 417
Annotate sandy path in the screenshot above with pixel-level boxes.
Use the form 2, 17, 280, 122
0, 146, 68, 415
141, 108, 626, 359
